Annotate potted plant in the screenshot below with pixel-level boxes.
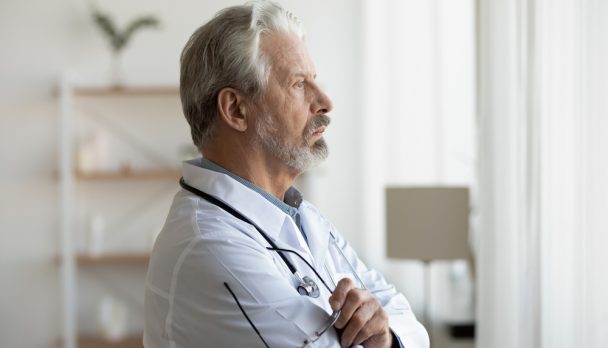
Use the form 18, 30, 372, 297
92, 9, 160, 86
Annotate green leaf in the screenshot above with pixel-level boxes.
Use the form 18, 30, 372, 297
92, 10, 160, 53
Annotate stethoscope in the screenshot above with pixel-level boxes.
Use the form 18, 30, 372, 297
180, 177, 359, 346
179, 177, 325, 297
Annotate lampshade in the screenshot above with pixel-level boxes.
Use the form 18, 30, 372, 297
386, 187, 470, 261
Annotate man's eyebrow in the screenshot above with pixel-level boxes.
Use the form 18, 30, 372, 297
291, 72, 317, 79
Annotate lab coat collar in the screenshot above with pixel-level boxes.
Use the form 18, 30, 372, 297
182, 161, 295, 243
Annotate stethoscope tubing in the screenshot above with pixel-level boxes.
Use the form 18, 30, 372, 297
329, 231, 367, 290
180, 177, 361, 346
179, 177, 298, 274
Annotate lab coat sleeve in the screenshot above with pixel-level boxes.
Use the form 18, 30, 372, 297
331, 229, 430, 348
149, 216, 342, 348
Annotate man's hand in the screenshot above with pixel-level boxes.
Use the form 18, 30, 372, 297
329, 278, 393, 348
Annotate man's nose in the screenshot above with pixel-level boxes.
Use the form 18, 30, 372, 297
313, 87, 333, 115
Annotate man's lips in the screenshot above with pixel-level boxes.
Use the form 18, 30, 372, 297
312, 126, 326, 136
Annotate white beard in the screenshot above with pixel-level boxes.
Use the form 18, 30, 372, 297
254, 112, 330, 172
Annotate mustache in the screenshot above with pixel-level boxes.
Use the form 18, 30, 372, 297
304, 114, 331, 138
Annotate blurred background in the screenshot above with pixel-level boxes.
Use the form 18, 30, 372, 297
0, 0, 606, 347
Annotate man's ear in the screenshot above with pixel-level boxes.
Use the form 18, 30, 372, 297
217, 87, 248, 132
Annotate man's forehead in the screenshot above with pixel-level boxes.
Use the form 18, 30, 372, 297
260, 32, 315, 77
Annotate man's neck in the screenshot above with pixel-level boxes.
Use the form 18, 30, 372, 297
202, 144, 299, 201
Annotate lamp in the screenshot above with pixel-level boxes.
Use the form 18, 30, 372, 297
385, 186, 471, 339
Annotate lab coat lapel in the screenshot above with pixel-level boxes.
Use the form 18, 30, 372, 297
273, 224, 315, 268
299, 202, 331, 270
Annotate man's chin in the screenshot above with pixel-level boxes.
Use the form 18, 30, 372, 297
314, 142, 329, 158
286, 146, 328, 172
311, 137, 328, 151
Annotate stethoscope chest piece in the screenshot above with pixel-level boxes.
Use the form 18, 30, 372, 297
297, 275, 320, 298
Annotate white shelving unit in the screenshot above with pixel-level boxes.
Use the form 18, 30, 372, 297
58, 75, 187, 348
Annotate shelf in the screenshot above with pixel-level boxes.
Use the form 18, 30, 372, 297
75, 169, 181, 181
59, 78, 180, 348
72, 85, 179, 97
75, 253, 150, 266
78, 334, 143, 348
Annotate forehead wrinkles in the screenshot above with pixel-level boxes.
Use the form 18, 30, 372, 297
260, 32, 312, 81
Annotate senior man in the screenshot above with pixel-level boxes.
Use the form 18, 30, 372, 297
144, 2, 428, 347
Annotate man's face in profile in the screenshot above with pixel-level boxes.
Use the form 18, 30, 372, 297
252, 31, 333, 172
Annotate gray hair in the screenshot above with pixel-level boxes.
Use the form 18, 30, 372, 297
180, 1, 304, 149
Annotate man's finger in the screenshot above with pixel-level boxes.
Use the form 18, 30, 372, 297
339, 301, 376, 347
329, 277, 356, 311
352, 309, 386, 346
334, 288, 369, 329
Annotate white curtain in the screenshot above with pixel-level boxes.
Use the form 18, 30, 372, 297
361, 0, 476, 325
477, 0, 608, 346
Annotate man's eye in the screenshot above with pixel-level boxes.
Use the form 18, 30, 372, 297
294, 81, 305, 88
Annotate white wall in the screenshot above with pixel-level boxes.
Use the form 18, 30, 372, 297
0, 1, 363, 347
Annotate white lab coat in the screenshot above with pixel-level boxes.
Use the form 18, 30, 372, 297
144, 162, 429, 348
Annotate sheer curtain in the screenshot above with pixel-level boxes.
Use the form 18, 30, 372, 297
477, 0, 608, 347
360, 0, 476, 326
